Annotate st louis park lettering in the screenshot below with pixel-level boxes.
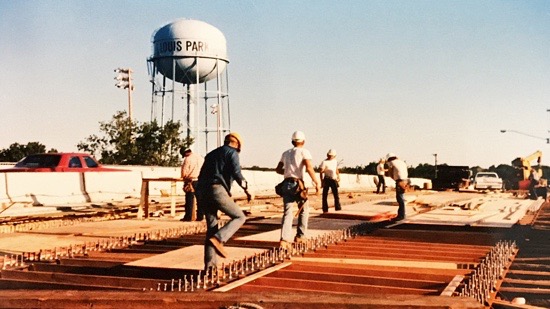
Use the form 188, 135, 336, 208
156, 40, 209, 54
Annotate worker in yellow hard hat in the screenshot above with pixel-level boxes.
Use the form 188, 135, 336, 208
225, 132, 242, 152
196, 132, 252, 271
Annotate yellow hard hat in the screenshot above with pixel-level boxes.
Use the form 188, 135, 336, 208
225, 132, 243, 150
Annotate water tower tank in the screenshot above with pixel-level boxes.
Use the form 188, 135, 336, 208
151, 19, 228, 84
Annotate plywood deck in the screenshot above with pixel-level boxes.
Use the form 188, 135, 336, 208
125, 245, 265, 270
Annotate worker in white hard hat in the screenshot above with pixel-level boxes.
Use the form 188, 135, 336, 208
386, 153, 409, 221
319, 149, 341, 213
275, 131, 320, 249
375, 158, 387, 194
196, 132, 252, 270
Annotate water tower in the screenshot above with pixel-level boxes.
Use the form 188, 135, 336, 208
147, 19, 230, 154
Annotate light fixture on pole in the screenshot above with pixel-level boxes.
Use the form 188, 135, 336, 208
114, 68, 134, 120
500, 129, 549, 144
210, 104, 222, 147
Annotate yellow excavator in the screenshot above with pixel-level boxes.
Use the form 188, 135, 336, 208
511, 150, 543, 190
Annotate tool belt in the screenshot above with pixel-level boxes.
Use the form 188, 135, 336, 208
183, 182, 194, 193
275, 178, 308, 201
396, 179, 409, 192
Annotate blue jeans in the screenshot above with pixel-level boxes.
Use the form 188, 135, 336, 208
197, 184, 246, 270
183, 181, 202, 221
322, 178, 340, 212
280, 179, 309, 242
396, 180, 406, 219
376, 175, 386, 193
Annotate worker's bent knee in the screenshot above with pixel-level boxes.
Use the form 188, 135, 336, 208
234, 212, 247, 224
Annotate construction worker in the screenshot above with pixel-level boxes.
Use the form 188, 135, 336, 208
386, 153, 408, 221
375, 158, 387, 194
528, 168, 540, 200
196, 132, 252, 270
319, 149, 341, 213
180, 148, 204, 221
275, 131, 320, 249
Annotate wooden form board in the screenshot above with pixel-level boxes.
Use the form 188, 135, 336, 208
291, 256, 462, 270
125, 245, 266, 270
236, 229, 329, 242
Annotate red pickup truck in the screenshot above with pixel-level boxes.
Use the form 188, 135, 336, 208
0, 153, 127, 173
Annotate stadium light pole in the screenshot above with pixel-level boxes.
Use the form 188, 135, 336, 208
114, 68, 134, 121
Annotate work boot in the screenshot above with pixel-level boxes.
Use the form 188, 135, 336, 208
294, 236, 307, 244
279, 240, 292, 250
209, 237, 228, 258
279, 240, 294, 255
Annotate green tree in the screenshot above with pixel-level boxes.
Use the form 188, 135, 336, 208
78, 111, 186, 166
0, 142, 57, 162
133, 120, 186, 166
340, 162, 378, 175
409, 163, 434, 179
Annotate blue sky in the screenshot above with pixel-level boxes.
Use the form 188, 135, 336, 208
1, 0, 549, 169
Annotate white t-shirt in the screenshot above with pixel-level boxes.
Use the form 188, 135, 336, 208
280, 147, 312, 179
376, 163, 385, 176
389, 159, 408, 180
320, 159, 338, 179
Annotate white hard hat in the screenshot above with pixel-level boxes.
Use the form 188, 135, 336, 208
292, 131, 306, 141
386, 153, 397, 160
327, 149, 337, 156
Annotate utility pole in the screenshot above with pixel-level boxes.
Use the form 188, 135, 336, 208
433, 153, 438, 178
114, 68, 134, 120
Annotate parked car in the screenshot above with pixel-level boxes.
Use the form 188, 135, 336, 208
473, 172, 503, 191
0, 153, 127, 173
